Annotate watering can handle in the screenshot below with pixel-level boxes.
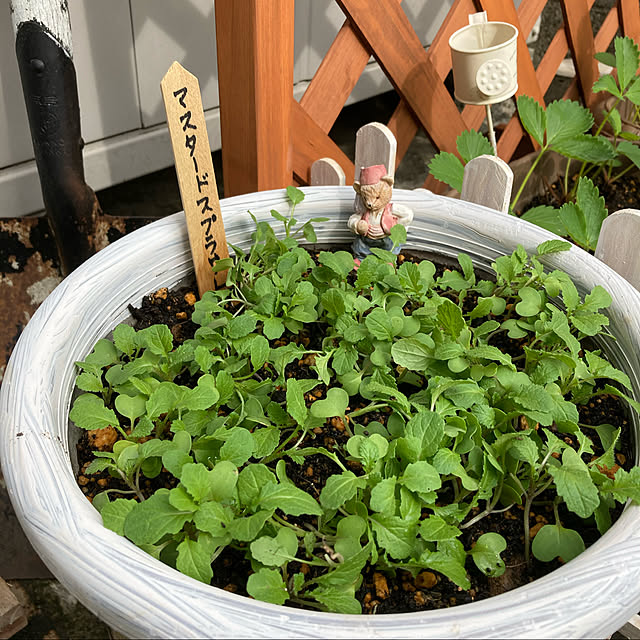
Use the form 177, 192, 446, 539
469, 11, 487, 25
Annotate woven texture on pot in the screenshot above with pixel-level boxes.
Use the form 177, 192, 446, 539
2, 186, 640, 639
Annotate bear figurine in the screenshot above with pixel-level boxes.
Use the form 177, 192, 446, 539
348, 164, 413, 265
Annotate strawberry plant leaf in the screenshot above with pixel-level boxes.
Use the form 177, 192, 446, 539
546, 99, 593, 143
615, 35, 640, 91
457, 129, 494, 162
517, 95, 546, 146
427, 152, 465, 192
521, 206, 565, 236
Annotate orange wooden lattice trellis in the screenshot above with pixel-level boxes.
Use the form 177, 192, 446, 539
214, 0, 640, 197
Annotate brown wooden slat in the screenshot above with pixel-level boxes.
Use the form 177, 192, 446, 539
515, 0, 548, 37
388, 0, 479, 167
291, 100, 355, 186
618, 0, 640, 41
560, 0, 598, 106
479, 0, 546, 106
563, 5, 619, 101
299, 20, 372, 133
336, 0, 468, 154
215, 0, 295, 196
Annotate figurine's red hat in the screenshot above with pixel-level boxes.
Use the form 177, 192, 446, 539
359, 164, 389, 185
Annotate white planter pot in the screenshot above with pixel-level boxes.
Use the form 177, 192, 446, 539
2, 186, 640, 639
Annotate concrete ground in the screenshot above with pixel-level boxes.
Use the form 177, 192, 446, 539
0, 1, 624, 638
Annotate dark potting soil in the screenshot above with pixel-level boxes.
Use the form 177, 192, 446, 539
74, 253, 635, 615
520, 170, 640, 221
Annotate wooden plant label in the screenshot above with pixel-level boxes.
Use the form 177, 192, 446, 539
161, 61, 228, 295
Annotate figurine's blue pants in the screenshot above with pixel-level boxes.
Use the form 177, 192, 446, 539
352, 235, 401, 261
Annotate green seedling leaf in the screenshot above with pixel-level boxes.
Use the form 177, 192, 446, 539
369, 514, 417, 559
602, 467, 640, 503
319, 471, 366, 509
76, 372, 104, 393
515, 287, 544, 317
138, 324, 173, 356
365, 307, 394, 341
227, 313, 258, 339
115, 394, 146, 425
437, 299, 465, 338
531, 524, 585, 563
247, 568, 289, 605
220, 428, 254, 466
392, 335, 434, 370
113, 323, 137, 356
548, 448, 600, 518
536, 239, 572, 255
419, 515, 461, 542
319, 251, 357, 279
286, 185, 305, 205
334, 515, 367, 561
176, 536, 214, 584
123, 489, 192, 545
469, 532, 507, 577
70, 393, 119, 431
100, 499, 136, 536
309, 587, 361, 615
370, 477, 397, 513
260, 483, 322, 516
193, 501, 233, 538
251, 527, 298, 566
238, 464, 277, 508
310, 387, 349, 419
401, 461, 442, 494
227, 510, 272, 542
188, 374, 220, 411
286, 378, 308, 426
79, 338, 120, 371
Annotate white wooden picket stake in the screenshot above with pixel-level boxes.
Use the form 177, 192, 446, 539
595, 209, 640, 291
460, 155, 513, 214
310, 158, 345, 186
354, 122, 397, 181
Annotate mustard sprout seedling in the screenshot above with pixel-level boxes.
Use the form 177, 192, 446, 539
71, 189, 640, 613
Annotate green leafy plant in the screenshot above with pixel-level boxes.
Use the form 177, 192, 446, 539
71, 191, 640, 614
428, 36, 640, 253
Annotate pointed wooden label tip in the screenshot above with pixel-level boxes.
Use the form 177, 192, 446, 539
161, 61, 228, 297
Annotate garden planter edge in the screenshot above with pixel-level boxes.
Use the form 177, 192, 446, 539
2, 186, 640, 639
